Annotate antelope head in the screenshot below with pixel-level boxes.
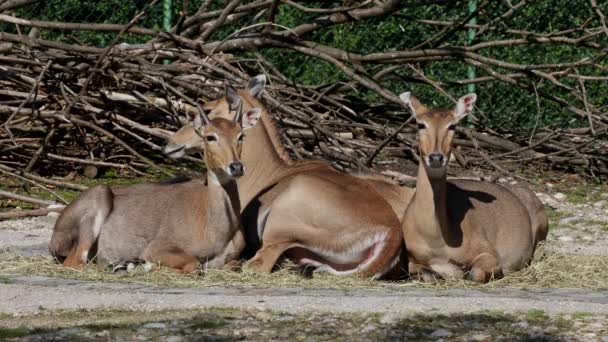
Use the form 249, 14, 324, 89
400, 92, 477, 178
162, 74, 267, 159
193, 101, 261, 182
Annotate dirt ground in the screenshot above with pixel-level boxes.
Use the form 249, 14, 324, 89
0, 180, 607, 340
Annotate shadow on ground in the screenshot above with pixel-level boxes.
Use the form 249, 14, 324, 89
2, 308, 597, 341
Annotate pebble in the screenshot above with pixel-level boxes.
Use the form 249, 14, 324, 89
361, 324, 376, 333
470, 333, 491, 341
430, 328, 452, 338
558, 236, 574, 242
559, 216, 579, 225
553, 193, 567, 201
143, 322, 167, 329
255, 311, 272, 322
94, 330, 110, 337
583, 236, 594, 241
379, 312, 401, 325
593, 200, 607, 208
514, 320, 529, 329
166, 336, 184, 342
46, 211, 60, 218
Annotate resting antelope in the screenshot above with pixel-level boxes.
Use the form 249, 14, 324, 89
400, 92, 544, 282
165, 75, 411, 278
48, 105, 261, 272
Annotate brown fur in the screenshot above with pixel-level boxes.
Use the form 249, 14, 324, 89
49, 118, 252, 272
166, 76, 411, 278
400, 92, 540, 283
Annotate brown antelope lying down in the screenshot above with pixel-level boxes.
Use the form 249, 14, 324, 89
165, 75, 412, 279
48, 105, 261, 272
400, 92, 548, 283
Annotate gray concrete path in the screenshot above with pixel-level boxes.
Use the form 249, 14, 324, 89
1, 275, 607, 316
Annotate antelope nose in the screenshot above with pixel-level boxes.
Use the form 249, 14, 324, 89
428, 153, 445, 168
228, 162, 244, 177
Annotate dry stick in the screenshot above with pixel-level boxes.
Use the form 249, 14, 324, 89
198, 0, 242, 42
0, 189, 58, 207
46, 153, 131, 169
24, 127, 55, 173
263, 0, 280, 33
280, 0, 372, 14
0, 0, 37, 12
366, 116, 413, 167
0, 167, 68, 204
575, 68, 596, 135
57, 116, 172, 177
0, 164, 86, 191
0, 207, 64, 220
2, 60, 52, 136
590, 0, 608, 38
0, 14, 157, 35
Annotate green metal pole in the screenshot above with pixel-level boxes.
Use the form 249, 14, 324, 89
467, 0, 477, 95
163, 0, 172, 64
163, 0, 173, 32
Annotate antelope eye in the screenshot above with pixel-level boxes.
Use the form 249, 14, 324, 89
447, 124, 456, 131
417, 123, 427, 130
205, 135, 218, 143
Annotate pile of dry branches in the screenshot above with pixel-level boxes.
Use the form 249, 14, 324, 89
1, 1, 607, 215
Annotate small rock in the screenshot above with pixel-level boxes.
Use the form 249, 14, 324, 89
166, 336, 184, 342
255, 311, 272, 322
361, 324, 376, 333
583, 236, 593, 241
593, 200, 607, 208
514, 320, 529, 329
430, 328, 452, 338
126, 263, 135, 273
143, 262, 154, 272
94, 330, 110, 337
143, 322, 167, 329
379, 312, 401, 325
470, 333, 492, 341
83, 165, 98, 179
600, 193, 608, 199
545, 182, 555, 189
584, 333, 597, 339
553, 193, 567, 201
602, 336, 608, 342
559, 216, 579, 225
47, 211, 60, 218
558, 236, 574, 242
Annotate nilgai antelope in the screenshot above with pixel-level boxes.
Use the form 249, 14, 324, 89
165, 75, 410, 278
48, 104, 261, 272
400, 92, 545, 283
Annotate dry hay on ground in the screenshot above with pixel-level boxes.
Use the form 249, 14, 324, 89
0, 243, 606, 290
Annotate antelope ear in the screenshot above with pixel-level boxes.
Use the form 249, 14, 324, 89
399, 92, 426, 119
455, 93, 477, 121
247, 74, 266, 98
225, 83, 242, 110
241, 108, 261, 130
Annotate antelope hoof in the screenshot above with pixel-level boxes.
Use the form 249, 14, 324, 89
243, 258, 266, 272
467, 267, 503, 283
223, 260, 243, 272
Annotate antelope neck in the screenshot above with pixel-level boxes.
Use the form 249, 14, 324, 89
415, 162, 449, 236
205, 171, 242, 247
238, 107, 290, 208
